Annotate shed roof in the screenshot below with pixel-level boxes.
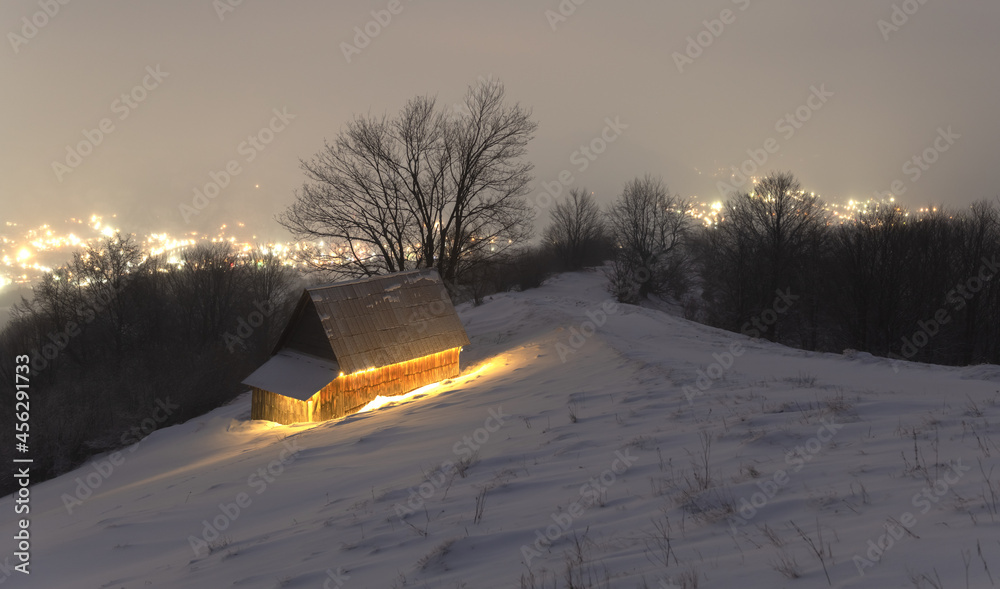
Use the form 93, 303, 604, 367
309, 268, 469, 373
270, 268, 470, 376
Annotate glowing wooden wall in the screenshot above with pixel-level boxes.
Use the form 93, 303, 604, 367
250, 347, 461, 425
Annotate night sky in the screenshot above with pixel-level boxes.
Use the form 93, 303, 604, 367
3, 0, 999, 238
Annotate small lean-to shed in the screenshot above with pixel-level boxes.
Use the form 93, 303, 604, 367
243, 268, 470, 424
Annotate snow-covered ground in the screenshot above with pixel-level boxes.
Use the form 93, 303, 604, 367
6, 270, 1000, 588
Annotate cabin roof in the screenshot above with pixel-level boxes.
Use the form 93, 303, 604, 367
261, 268, 469, 380
307, 268, 470, 373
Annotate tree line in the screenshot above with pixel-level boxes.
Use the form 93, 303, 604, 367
0, 236, 299, 496
540, 171, 1000, 367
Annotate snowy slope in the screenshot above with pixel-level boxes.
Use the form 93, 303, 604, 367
5, 270, 1000, 589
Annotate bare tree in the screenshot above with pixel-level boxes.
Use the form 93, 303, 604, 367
244, 247, 298, 308
715, 171, 828, 340
606, 175, 692, 301
956, 200, 1000, 363
729, 173, 826, 293
164, 243, 245, 344
280, 79, 537, 284
543, 188, 607, 270
831, 202, 911, 353
71, 232, 146, 358
241, 246, 300, 359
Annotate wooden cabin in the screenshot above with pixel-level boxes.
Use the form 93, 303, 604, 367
243, 268, 470, 424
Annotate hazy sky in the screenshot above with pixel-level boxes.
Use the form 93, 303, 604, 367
3, 0, 999, 240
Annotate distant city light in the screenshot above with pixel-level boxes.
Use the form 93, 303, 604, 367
0, 195, 959, 291
0, 213, 311, 290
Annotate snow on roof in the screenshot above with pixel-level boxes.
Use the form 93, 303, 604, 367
242, 350, 339, 401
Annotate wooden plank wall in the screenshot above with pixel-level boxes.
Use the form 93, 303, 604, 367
250, 347, 461, 424
250, 388, 310, 424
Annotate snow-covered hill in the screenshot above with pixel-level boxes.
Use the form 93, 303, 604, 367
6, 270, 1000, 588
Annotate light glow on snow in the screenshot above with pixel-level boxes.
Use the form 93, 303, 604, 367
356, 361, 495, 414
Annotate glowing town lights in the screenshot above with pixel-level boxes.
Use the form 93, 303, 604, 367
0, 194, 936, 290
